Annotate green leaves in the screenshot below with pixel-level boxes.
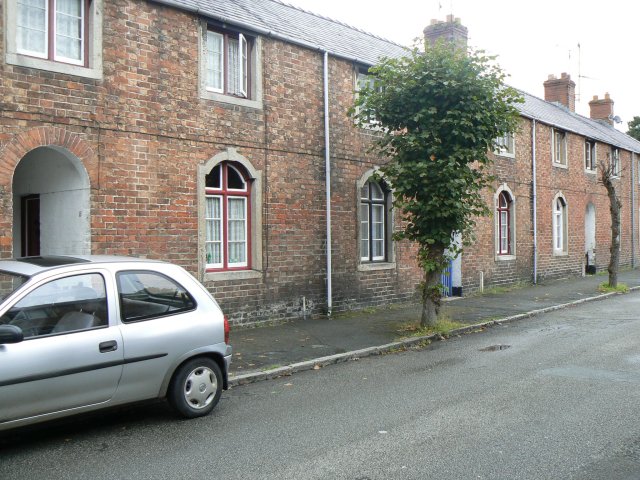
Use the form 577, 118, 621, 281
350, 42, 522, 268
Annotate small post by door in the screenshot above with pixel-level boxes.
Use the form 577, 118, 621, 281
21, 194, 40, 257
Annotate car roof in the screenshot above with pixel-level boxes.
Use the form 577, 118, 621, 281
0, 255, 165, 277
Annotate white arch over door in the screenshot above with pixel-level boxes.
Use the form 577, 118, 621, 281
13, 146, 91, 256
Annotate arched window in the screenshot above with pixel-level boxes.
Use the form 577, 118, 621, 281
553, 195, 567, 254
360, 179, 388, 262
205, 162, 251, 270
497, 191, 512, 255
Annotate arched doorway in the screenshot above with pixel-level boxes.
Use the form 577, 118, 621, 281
584, 203, 596, 274
12, 146, 91, 256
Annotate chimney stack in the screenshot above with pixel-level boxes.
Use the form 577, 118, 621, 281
589, 93, 615, 125
423, 15, 468, 50
543, 73, 576, 112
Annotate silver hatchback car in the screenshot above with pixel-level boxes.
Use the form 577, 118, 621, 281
0, 255, 232, 431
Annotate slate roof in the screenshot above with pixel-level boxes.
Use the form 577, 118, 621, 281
154, 0, 640, 154
519, 90, 640, 153
153, 0, 407, 65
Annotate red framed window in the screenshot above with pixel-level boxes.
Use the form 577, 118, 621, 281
205, 162, 251, 271
497, 191, 512, 255
16, 0, 89, 66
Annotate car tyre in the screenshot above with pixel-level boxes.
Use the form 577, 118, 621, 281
168, 357, 222, 418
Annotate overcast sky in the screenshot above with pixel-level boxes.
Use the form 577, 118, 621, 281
284, 0, 638, 132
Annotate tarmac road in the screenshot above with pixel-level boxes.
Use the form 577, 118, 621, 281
1, 291, 640, 479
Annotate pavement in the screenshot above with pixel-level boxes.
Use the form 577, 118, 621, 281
228, 269, 640, 386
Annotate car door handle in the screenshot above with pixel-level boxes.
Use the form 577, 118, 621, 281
99, 340, 118, 353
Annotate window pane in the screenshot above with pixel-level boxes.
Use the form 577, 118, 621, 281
205, 197, 222, 266
228, 198, 246, 265
227, 165, 246, 190
360, 184, 369, 200
372, 205, 385, 259
370, 182, 384, 200
17, 0, 47, 55
227, 37, 240, 95
360, 204, 369, 260
206, 164, 222, 189
55, 0, 83, 61
206, 31, 223, 91
117, 272, 195, 322
500, 211, 508, 253
7, 273, 107, 337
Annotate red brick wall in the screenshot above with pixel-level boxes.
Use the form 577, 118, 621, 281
0, 0, 423, 324
1, 0, 637, 323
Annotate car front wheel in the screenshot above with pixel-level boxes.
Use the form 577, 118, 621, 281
168, 358, 222, 418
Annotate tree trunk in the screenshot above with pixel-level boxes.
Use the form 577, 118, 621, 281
601, 163, 622, 288
420, 268, 441, 327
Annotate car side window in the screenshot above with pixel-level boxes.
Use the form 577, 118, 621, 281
1, 273, 108, 338
117, 271, 196, 323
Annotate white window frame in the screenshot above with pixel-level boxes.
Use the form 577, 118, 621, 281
6, 0, 102, 79
552, 129, 568, 167
494, 133, 515, 158
611, 147, 621, 178
355, 67, 382, 130
584, 140, 597, 173
356, 170, 396, 271
553, 194, 568, 255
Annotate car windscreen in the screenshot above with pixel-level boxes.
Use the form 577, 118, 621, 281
0, 270, 29, 302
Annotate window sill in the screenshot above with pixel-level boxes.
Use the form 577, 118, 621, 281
358, 262, 396, 272
201, 90, 263, 110
203, 269, 262, 282
496, 254, 516, 261
584, 168, 597, 175
6, 53, 103, 80
553, 250, 568, 257
552, 162, 568, 169
494, 152, 515, 159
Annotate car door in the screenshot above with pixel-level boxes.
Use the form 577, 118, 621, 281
0, 272, 124, 425
113, 270, 201, 402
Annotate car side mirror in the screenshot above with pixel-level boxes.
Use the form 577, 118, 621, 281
0, 325, 24, 344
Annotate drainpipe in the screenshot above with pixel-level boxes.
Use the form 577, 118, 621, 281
632, 152, 636, 268
532, 119, 538, 284
323, 51, 333, 316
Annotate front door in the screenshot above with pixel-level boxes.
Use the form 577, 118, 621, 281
21, 195, 40, 257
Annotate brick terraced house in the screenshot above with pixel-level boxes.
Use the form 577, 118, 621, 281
1, 0, 639, 325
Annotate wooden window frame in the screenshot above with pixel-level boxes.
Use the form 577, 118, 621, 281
16, 0, 89, 67
205, 27, 251, 99
205, 162, 252, 272
360, 179, 388, 262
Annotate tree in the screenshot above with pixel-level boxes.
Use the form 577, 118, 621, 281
599, 156, 622, 288
352, 44, 522, 327
627, 116, 640, 141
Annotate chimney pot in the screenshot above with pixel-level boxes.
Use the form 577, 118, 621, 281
424, 16, 468, 50
589, 93, 615, 125
543, 73, 576, 112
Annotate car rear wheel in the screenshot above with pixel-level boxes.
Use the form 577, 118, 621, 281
168, 358, 222, 418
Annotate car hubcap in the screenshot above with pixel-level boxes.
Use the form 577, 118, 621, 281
184, 366, 216, 409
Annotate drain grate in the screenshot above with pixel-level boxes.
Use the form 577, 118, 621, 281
480, 344, 511, 352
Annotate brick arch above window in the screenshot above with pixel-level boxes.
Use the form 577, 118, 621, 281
0, 127, 99, 189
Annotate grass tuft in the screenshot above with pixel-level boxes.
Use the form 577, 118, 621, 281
598, 282, 629, 294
